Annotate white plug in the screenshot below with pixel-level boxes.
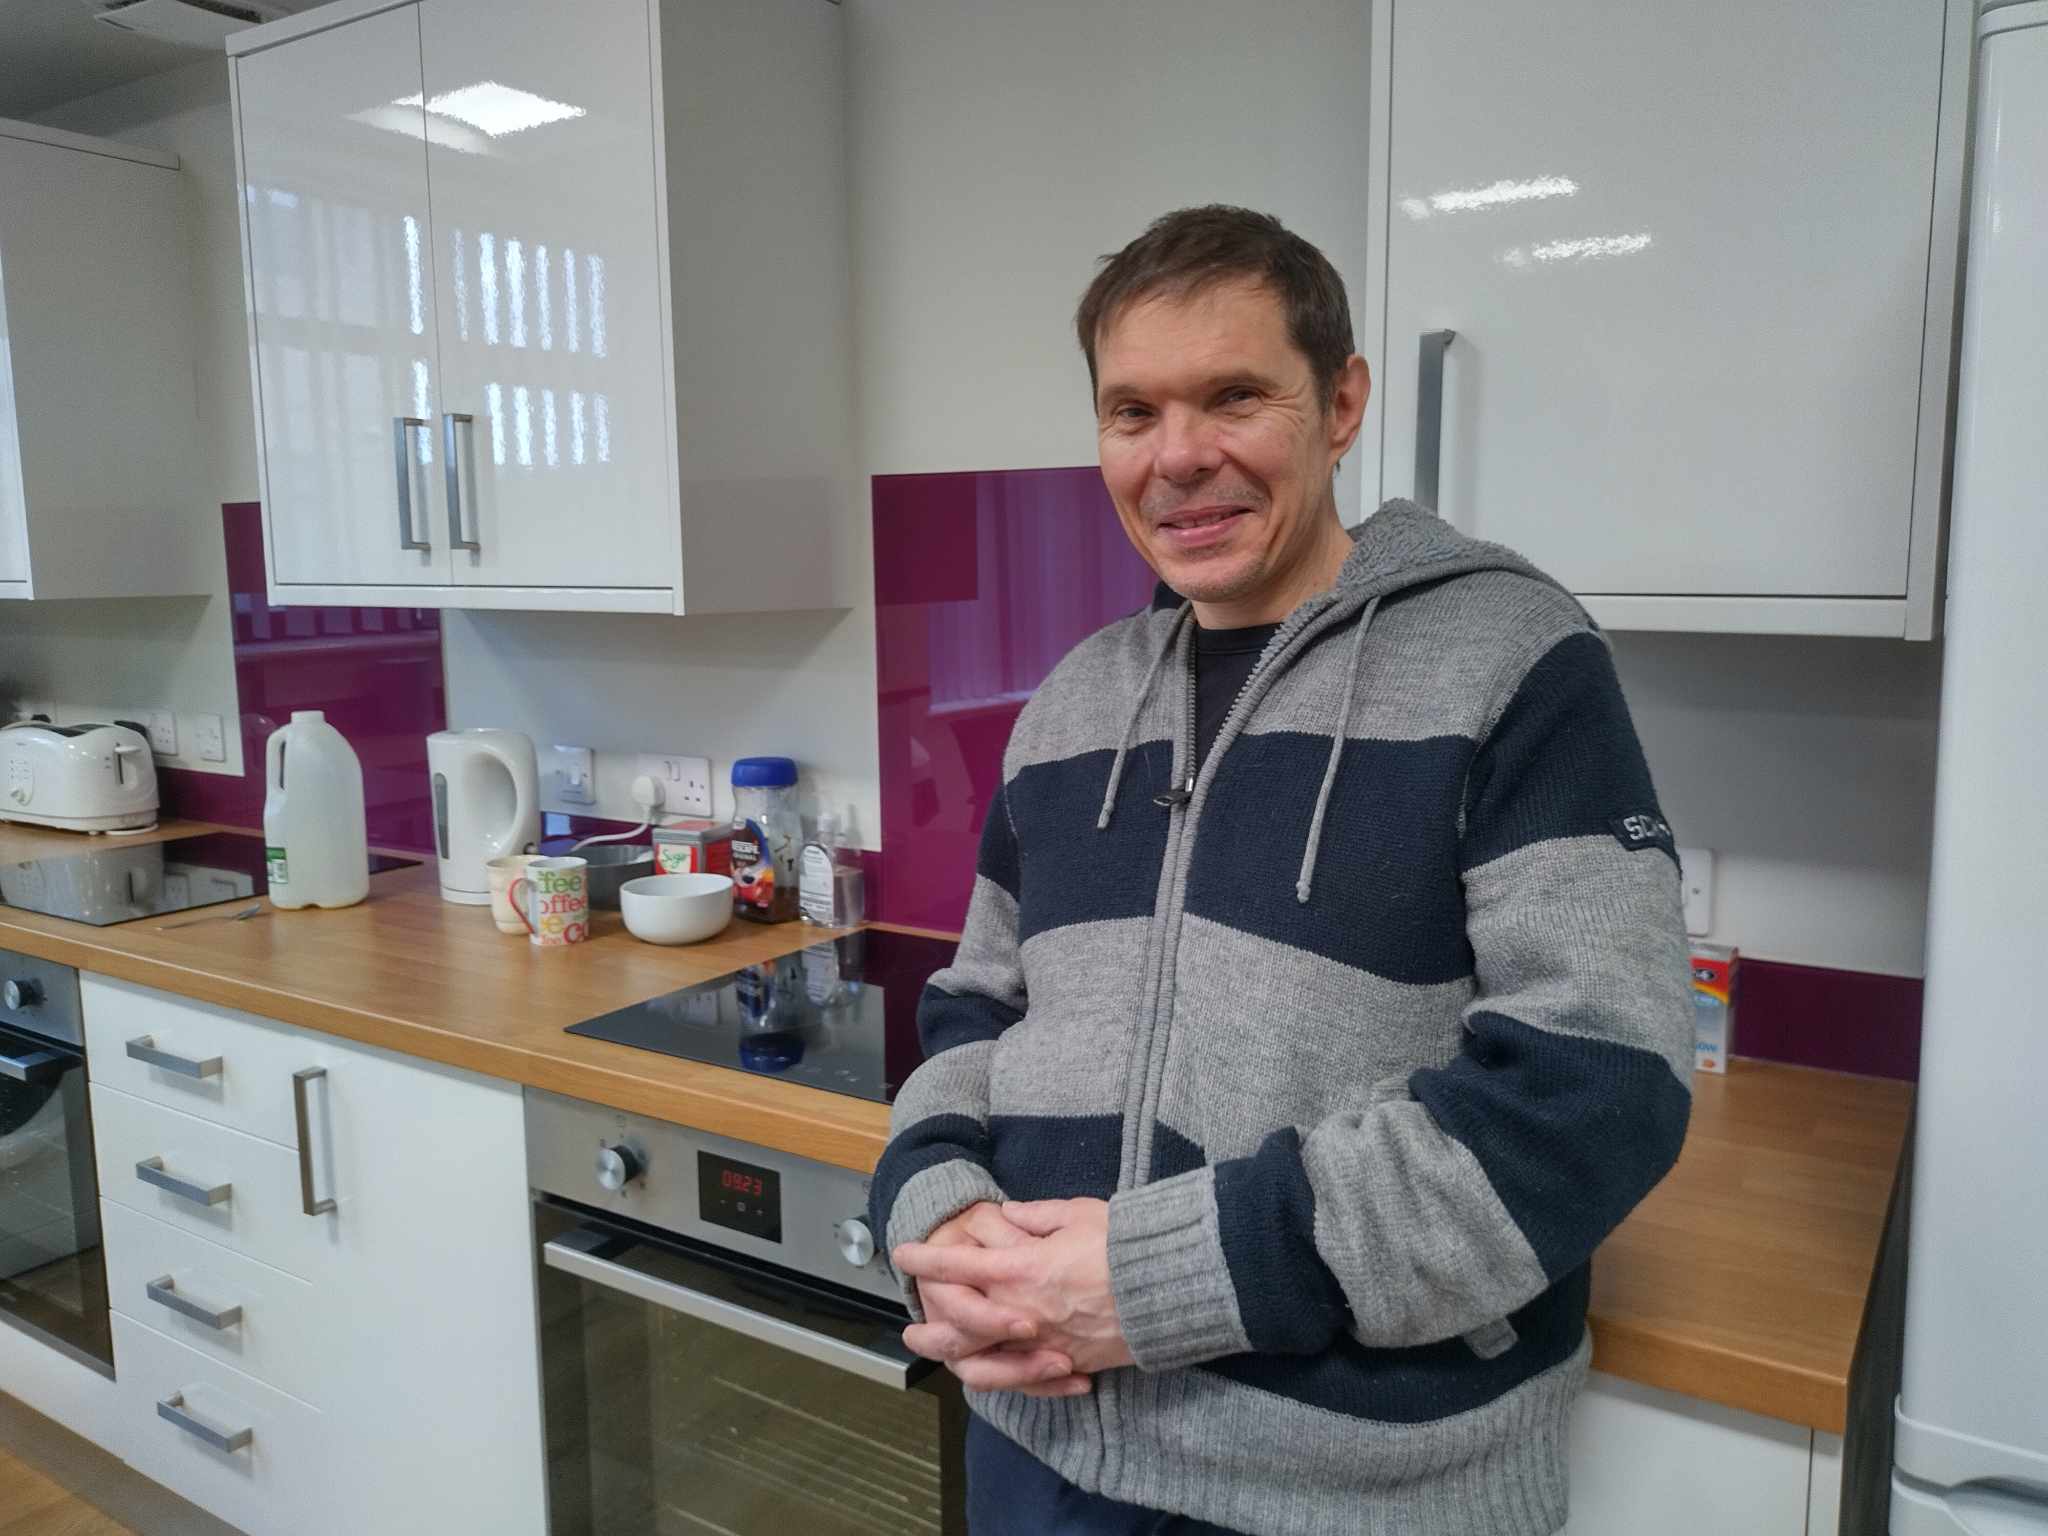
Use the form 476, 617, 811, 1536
630, 773, 666, 815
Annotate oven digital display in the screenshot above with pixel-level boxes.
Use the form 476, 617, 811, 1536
696, 1152, 782, 1243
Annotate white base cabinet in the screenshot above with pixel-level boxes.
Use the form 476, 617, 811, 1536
0, 121, 213, 602
80, 976, 546, 1536
1566, 1371, 1835, 1536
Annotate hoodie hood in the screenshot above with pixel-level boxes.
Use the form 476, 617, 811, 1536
1106, 499, 1583, 903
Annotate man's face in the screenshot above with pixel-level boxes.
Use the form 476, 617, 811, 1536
1093, 279, 1368, 616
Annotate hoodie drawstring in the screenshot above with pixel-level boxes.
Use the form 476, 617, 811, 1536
1296, 594, 1381, 904
1097, 604, 1191, 831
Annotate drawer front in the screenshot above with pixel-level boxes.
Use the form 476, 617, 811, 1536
112, 1310, 333, 1536
82, 974, 316, 1148
92, 1084, 335, 1283
101, 1198, 325, 1408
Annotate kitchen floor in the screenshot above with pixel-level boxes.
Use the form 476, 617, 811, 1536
0, 1394, 239, 1536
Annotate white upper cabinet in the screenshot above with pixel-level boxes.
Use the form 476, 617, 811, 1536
0, 123, 212, 602
420, 0, 675, 592
230, 0, 854, 615
236, 5, 445, 589
1360, 0, 1972, 637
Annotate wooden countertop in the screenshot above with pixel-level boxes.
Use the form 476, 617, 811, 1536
0, 821, 1908, 1434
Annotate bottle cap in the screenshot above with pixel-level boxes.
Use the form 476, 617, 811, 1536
732, 756, 798, 788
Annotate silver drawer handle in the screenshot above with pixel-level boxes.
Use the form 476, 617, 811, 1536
126, 1034, 223, 1079
293, 1067, 336, 1216
443, 411, 480, 552
157, 1391, 252, 1454
136, 1156, 231, 1208
1415, 327, 1457, 511
394, 415, 431, 552
147, 1275, 243, 1331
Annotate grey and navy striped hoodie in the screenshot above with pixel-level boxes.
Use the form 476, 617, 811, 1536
870, 499, 1693, 1536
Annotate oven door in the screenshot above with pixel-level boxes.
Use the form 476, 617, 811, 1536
0, 1020, 111, 1375
536, 1200, 966, 1536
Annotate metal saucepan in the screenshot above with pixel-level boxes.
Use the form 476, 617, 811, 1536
576, 843, 657, 910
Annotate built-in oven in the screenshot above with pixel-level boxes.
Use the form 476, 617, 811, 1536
0, 947, 111, 1375
528, 1088, 966, 1535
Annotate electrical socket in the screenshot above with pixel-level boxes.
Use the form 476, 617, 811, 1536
1676, 846, 1714, 937
637, 753, 713, 818
190, 713, 227, 764
145, 710, 179, 757
552, 744, 596, 806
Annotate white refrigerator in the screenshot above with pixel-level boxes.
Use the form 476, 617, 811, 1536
1890, 2, 2048, 1533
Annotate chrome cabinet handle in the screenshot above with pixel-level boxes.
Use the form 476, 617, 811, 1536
147, 1275, 243, 1331
136, 1156, 231, 1208
157, 1392, 252, 1454
0, 1045, 62, 1084
126, 1034, 223, 1079
293, 1067, 336, 1216
1414, 329, 1457, 511
393, 416, 432, 552
443, 412, 480, 552
544, 1229, 927, 1390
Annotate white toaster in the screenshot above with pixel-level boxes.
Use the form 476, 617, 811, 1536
0, 721, 161, 833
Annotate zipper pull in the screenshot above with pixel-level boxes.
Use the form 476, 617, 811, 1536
1153, 777, 1194, 810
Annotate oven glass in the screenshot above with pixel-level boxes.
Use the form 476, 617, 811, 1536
537, 1204, 963, 1535
0, 1022, 111, 1372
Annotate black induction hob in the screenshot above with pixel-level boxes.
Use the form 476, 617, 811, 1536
566, 928, 960, 1104
0, 831, 418, 927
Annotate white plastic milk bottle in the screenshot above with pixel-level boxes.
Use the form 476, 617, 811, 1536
262, 711, 369, 910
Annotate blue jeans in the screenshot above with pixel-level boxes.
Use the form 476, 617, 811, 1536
966, 1415, 1249, 1535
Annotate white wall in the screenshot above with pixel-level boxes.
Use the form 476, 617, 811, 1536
1611, 634, 1939, 975
0, 58, 252, 775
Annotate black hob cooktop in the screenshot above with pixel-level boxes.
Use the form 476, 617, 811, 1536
566, 928, 960, 1105
0, 831, 417, 927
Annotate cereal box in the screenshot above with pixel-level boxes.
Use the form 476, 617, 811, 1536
1690, 942, 1739, 1074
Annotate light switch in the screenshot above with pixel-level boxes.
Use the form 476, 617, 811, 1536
1676, 846, 1714, 937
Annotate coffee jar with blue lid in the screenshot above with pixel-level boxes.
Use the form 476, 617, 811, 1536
731, 756, 801, 923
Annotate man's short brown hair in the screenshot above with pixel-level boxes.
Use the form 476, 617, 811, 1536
1074, 205, 1355, 409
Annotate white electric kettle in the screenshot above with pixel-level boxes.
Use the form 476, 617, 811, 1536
426, 729, 540, 905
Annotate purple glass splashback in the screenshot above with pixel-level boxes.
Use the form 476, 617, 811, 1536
160, 503, 446, 853
871, 467, 1155, 931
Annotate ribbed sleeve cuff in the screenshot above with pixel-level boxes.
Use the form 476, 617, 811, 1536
884, 1157, 1007, 1320
1107, 1169, 1251, 1371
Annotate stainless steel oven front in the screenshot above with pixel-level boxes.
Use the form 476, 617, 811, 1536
0, 947, 111, 1376
526, 1088, 966, 1536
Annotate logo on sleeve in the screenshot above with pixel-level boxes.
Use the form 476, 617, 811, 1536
1609, 812, 1675, 854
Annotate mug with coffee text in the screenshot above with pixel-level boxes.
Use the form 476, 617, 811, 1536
512, 856, 590, 948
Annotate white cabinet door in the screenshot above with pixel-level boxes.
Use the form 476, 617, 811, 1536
0, 248, 31, 589
1372, 0, 1947, 599
1564, 1372, 1812, 1535
237, 4, 449, 589
305, 1033, 548, 1535
418, 0, 675, 593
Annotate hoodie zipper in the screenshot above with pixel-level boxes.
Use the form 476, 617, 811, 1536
1119, 594, 1351, 1196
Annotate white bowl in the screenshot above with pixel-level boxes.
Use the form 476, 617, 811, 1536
619, 873, 734, 945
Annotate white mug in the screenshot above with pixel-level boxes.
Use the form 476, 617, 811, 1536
487, 853, 544, 935
511, 857, 590, 948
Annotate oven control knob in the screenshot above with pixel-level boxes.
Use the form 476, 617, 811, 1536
595, 1143, 644, 1193
3, 978, 44, 1011
835, 1217, 876, 1269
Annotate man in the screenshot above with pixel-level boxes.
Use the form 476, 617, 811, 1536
867, 206, 1692, 1536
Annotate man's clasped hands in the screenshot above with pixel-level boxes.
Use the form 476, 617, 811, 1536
891, 1197, 1134, 1397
